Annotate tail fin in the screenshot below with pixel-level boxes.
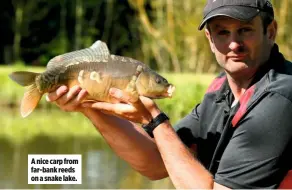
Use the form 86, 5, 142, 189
8, 71, 43, 117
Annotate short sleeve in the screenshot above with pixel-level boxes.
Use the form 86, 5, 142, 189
173, 103, 201, 148
214, 93, 292, 189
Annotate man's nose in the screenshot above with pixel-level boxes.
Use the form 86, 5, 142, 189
228, 34, 243, 51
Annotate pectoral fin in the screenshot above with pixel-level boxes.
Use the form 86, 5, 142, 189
125, 65, 143, 103
21, 84, 43, 118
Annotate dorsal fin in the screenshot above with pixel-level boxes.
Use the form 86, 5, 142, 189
46, 40, 111, 69
89, 40, 110, 56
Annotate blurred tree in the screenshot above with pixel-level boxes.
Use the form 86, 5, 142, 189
74, 0, 83, 50
271, 0, 291, 59
11, 0, 23, 63
10, 0, 55, 64
128, 0, 218, 73
1, 0, 291, 73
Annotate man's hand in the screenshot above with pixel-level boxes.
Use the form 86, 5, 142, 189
82, 88, 161, 124
46, 85, 162, 124
46, 85, 88, 113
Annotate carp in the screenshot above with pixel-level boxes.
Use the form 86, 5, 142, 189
8, 40, 175, 117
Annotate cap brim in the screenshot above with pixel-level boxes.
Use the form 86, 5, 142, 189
198, 6, 260, 30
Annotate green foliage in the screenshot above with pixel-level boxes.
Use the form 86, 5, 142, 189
270, 0, 292, 60
128, 0, 219, 73
3, 1, 292, 73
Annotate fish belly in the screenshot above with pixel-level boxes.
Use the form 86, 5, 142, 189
60, 61, 137, 103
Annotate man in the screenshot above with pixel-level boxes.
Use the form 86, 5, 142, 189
46, 0, 292, 188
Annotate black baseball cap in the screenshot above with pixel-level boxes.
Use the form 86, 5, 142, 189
198, 0, 274, 30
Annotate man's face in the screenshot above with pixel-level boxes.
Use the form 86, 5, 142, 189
205, 15, 275, 78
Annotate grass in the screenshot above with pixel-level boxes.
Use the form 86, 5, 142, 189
0, 65, 216, 143
0, 108, 103, 144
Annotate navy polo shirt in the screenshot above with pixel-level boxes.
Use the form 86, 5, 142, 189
174, 44, 292, 189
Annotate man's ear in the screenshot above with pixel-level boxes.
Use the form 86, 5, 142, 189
267, 20, 277, 43
205, 28, 215, 53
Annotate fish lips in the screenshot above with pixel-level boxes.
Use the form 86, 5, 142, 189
165, 84, 175, 98
150, 84, 175, 99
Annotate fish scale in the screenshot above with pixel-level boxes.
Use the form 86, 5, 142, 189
61, 61, 137, 101
8, 40, 175, 118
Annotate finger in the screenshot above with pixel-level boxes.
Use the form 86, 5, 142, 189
46, 86, 68, 102
90, 103, 147, 124
83, 101, 129, 114
139, 96, 160, 116
109, 88, 133, 103
55, 85, 82, 105
61, 89, 88, 109
82, 102, 115, 111
76, 89, 88, 102
139, 96, 155, 106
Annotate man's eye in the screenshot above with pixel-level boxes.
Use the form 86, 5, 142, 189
239, 27, 252, 33
218, 30, 229, 35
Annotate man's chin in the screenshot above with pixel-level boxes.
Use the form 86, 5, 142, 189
225, 66, 258, 79
224, 65, 251, 74
225, 63, 248, 72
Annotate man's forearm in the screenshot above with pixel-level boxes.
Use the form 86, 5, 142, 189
81, 108, 168, 179
153, 121, 214, 189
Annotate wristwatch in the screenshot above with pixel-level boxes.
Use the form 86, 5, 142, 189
142, 112, 169, 138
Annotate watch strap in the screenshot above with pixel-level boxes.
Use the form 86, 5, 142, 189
142, 112, 169, 138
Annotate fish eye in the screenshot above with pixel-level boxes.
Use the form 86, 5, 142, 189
155, 77, 162, 84
155, 76, 168, 84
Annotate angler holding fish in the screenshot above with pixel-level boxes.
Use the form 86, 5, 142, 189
9, 0, 292, 188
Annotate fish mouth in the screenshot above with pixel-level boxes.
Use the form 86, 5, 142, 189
146, 84, 175, 99
162, 84, 175, 98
